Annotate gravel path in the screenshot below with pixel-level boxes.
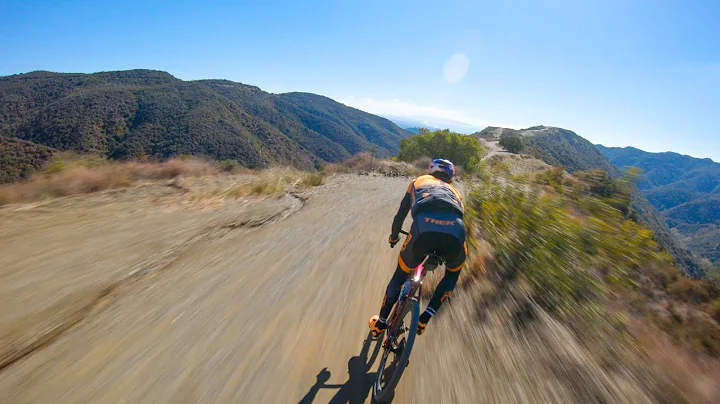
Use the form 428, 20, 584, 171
0, 174, 656, 403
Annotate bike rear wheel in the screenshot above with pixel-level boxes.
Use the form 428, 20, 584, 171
373, 297, 419, 403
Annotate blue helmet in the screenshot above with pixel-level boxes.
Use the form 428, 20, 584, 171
429, 158, 455, 179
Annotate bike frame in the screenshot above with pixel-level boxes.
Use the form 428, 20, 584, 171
373, 231, 446, 402
382, 257, 437, 348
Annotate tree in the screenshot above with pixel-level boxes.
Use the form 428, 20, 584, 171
396, 129, 485, 171
369, 147, 377, 164
499, 135, 524, 153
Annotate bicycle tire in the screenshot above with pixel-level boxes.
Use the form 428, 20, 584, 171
373, 297, 419, 403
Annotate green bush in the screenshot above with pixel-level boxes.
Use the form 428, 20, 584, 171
44, 152, 107, 174
466, 177, 659, 318
301, 172, 325, 187
0, 136, 55, 183
499, 135, 524, 153
46, 159, 66, 174
218, 159, 243, 173
712, 298, 720, 322
396, 129, 485, 172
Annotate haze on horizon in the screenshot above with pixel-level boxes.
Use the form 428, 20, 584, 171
1, 0, 718, 161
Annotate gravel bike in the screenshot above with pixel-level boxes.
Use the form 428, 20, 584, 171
372, 229, 445, 403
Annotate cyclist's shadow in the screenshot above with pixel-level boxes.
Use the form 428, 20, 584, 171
298, 331, 383, 404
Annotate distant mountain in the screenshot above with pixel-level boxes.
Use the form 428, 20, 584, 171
476, 126, 617, 173
0, 70, 410, 182
474, 126, 704, 278
597, 145, 720, 265
382, 115, 481, 134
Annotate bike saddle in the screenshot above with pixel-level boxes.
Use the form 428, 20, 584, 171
424, 252, 445, 271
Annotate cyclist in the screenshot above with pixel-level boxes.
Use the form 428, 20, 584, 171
369, 158, 466, 337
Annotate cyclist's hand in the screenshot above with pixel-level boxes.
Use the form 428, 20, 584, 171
388, 234, 400, 248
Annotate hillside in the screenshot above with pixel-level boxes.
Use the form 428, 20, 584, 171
476, 126, 617, 173
0, 136, 55, 183
0, 70, 410, 181
598, 145, 720, 264
474, 126, 705, 278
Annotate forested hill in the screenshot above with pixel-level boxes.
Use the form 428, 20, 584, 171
598, 145, 720, 266
475, 125, 705, 278
0, 70, 410, 182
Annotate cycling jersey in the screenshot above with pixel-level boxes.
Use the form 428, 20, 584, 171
391, 174, 464, 238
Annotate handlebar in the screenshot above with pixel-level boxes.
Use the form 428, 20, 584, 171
399, 230, 409, 235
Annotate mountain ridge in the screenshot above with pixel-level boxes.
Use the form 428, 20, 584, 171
597, 145, 720, 265
596, 144, 717, 165
0, 69, 410, 182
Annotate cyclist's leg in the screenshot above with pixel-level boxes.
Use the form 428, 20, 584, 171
377, 266, 409, 321
378, 224, 424, 321
419, 234, 466, 331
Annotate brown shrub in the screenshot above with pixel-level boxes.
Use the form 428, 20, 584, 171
323, 153, 422, 177
458, 239, 492, 288
667, 278, 711, 304
52, 166, 128, 195
323, 153, 373, 174
127, 158, 218, 179
413, 156, 433, 171
628, 317, 720, 404
224, 168, 325, 198
0, 158, 218, 205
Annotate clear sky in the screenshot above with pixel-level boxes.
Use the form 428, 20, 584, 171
1, 0, 718, 161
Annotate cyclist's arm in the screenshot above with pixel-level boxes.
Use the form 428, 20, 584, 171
391, 187, 412, 237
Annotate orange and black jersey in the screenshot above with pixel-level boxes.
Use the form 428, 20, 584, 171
391, 174, 464, 237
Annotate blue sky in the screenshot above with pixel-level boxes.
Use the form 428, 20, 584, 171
1, 0, 718, 161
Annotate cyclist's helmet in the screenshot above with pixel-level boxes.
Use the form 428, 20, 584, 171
428, 158, 455, 180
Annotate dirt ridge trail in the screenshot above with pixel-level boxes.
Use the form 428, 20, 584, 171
0, 180, 302, 372
1, 175, 658, 403
480, 137, 511, 160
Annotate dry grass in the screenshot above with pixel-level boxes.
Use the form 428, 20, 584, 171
220, 168, 325, 199
0, 152, 331, 206
0, 157, 219, 205
301, 172, 325, 187
324, 153, 421, 177
627, 316, 720, 403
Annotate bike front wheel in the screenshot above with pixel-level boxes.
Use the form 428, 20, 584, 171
373, 297, 419, 403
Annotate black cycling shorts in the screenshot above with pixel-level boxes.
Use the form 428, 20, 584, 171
398, 212, 466, 273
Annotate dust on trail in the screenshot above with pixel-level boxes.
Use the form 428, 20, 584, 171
0, 174, 657, 403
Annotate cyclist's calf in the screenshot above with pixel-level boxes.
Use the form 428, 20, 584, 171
379, 265, 411, 320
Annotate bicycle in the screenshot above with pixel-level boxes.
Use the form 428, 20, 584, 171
372, 229, 445, 403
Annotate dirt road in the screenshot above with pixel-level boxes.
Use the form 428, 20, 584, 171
0, 174, 659, 403
480, 138, 510, 160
